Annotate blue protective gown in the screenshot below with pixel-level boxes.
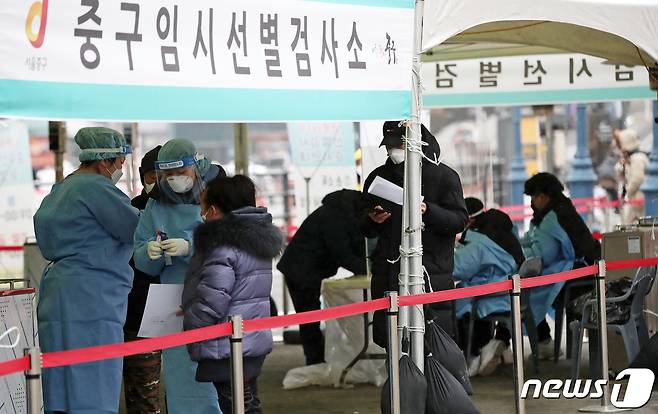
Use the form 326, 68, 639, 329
134, 198, 221, 414
522, 210, 575, 324
34, 173, 139, 414
453, 231, 518, 319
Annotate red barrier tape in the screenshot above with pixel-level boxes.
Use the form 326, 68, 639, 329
606, 257, 658, 271
0, 356, 29, 376
0, 246, 24, 252
0, 257, 656, 377
43, 322, 231, 369
498, 197, 644, 214
520, 265, 598, 289
398, 280, 512, 307
244, 298, 389, 333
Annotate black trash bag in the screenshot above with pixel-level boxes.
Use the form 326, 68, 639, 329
425, 319, 473, 395
381, 331, 427, 414
571, 278, 633, 325
425, 355, 480, 414
629, 333, 658, 378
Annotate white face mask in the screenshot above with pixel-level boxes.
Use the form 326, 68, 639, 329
388, 148, 405, 164
106, 163, 123, 185
167, 175, 194, 193
144, 182, 156, 193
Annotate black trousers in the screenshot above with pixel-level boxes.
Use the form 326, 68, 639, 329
285, 278, 325, 365
214, 378, 261, 414
372, 271, 457, 348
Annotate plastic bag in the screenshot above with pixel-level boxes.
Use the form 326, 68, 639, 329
282, 363, 335, 390
425, 319, 473, 395
571, 278, 632, 325
381, 332, 427, 414
381, 354, 427, 414
425, 355, 480, 414
629, 333, 658, 377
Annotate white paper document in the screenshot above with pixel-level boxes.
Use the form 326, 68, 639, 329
138, 284, 184, 338
368, 176, 405, 205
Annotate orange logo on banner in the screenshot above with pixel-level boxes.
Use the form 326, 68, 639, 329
25, 0, 48, 48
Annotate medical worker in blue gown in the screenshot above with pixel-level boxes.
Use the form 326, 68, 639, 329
34, 127, 139, 414
454, 207, 525, 377
133, 138, 224, 414
521, 173, 580, 359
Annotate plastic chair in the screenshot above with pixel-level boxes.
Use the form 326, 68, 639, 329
570, 265, 656, 380
466, 257, 543, 374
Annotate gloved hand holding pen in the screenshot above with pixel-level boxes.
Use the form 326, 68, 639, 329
162, 238, 190, 257
147, 240, 163, 260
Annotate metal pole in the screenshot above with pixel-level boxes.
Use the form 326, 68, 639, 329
230, 315, 245, 414
508, 107, 528, 209
640, 100, 658, 217
49, 121, 67, 183
24, 347, 42, 414
233, 123, 249, 176
579, 260, 624, 412
304, 176, 311, 217
400, 0, 426, 372
282, 172, 291, 316
568, 104, 597, 220
545, 113, 555, 173
386, 292, 401, 414
509, 274, 526, 414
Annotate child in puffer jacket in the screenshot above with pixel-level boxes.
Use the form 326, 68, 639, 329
181, 175, 284, 413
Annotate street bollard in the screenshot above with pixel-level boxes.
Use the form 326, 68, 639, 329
24, 347, 42, 414
509, 274, 526, 414
230, 315, 245, 414
386, 292, 401, 414
579, 260, 624, 412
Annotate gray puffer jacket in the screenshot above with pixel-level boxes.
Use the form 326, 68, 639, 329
182, 206, 284, 361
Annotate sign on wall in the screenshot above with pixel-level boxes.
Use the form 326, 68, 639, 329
288, 122, 357, 223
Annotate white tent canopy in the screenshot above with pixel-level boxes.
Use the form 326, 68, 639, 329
422, 0, 658, 67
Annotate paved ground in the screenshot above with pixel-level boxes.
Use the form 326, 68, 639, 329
257, 344, 658, 414
119, 339, 658, 414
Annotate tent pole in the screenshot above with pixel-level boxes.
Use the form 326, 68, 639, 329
401, 0, 426, 371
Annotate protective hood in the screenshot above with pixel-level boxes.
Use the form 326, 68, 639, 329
616, 129, 640, 153
383, 123, 442, 166
193, 206, 284, 259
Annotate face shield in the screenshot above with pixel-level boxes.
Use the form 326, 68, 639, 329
155, 153, 207, 204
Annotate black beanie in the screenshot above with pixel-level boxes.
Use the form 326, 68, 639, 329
139, 145, 161, 185
464, 197, 484, 218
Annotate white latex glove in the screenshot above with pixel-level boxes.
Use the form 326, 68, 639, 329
161, 238, 190, 257
147, 240, 163, 260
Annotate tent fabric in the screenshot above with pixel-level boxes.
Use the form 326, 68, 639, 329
422, 0, 658, 66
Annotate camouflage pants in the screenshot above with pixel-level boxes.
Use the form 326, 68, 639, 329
123, 330, 162, 414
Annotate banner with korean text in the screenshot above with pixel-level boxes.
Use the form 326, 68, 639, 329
423, 54, 655, 108
0, 0, 414, 121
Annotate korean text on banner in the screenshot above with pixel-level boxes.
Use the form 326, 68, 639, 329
0, 0, 415, 122
423, 54, 655, 108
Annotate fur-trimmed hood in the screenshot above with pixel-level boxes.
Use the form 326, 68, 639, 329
193, 206, 284, 259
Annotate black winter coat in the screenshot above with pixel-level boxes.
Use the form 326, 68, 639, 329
361, 131, 468, 343
277, 189, 367, 285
